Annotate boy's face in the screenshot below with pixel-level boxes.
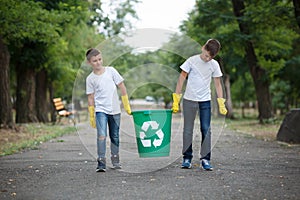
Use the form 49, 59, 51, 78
200, 47, 213, 62
88, 54, 103, 69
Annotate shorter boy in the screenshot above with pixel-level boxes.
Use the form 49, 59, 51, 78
86, 48, 131, 172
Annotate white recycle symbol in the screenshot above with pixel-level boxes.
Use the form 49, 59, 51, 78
139, 121, 164, 148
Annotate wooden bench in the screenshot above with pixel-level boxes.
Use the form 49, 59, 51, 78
53, 98, 76, 125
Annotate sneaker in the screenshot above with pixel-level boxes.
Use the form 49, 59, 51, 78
201, 159, 213, 171
181, 159, 192, 169
96, 158, 106, 172
111, 155, 122, 169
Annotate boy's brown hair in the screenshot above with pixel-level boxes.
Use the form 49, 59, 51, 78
86, 48, 101, 61
204, 39, 221, 58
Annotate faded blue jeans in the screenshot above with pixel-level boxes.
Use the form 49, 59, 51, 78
182, 99, 212, 161
95, 112, 120, 159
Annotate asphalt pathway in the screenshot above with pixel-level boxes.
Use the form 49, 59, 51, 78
0, 113, 299, 200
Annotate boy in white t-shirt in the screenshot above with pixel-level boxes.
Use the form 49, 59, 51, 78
86, 48, 131, 172
172, 39, 227, 171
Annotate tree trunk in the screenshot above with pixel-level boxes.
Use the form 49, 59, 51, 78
231, 0, 273, 123
224, 74, 234, 119
250, 61, 273, 121
293, 0, 300, 28
217, 57, 234, 118
16, 66, 38, 123
0, 37, 14, 128
36, 69, 49, 123
48, 83, 57, 123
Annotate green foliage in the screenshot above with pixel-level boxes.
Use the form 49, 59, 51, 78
0, 0, 63, 46
270, 80, 291, 112
179, 0, 300, 113
89, 0, 139, 36
244, 0, 299, 79
113, 50, 179, 103
282, 56, 300, 105
48, 20, 104, 100
182, 0, 248, 81
0, 0, 141, 124
154, 87, 172, 105
231, 73, 255, 105
40, 1, 98, 100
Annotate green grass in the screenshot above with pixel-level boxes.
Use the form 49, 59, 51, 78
0, 124, 76, 156
226, 117, 282, 141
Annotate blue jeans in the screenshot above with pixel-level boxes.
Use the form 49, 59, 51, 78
182, 99, 212, 161
95, 112, 120, 159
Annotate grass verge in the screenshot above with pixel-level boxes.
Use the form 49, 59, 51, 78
0, 124, 76, 156
226, 117, 282, 141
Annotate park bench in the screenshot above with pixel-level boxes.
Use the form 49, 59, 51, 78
52, 98, 76, 125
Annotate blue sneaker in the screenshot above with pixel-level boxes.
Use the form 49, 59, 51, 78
96, 158, 106, 172
201, 159, 213, 171
111, 155, 122, 169
181, 159, 192, 169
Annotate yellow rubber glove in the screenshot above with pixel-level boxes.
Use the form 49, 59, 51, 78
172, 93, 182, 113
88, 106, 96, 128
121, 95, 131, 115
217, 98, 227, 115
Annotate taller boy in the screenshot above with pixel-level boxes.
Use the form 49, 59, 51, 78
172, 39, 227, 171
86, 48, 131, 172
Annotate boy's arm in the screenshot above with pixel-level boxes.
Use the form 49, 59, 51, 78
213, 77, 223, 98
118, 82, 127, 96
87, 93, 95, 106
87, 93, 96, 128
118, 82, 131, 115
175, 71, 188, 94
213, 77, 227, 115
172, 71, 188, 113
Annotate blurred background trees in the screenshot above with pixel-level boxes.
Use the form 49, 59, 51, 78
0, 0, 138, 127
0, 0, 299, 128
180, 0, 299, 122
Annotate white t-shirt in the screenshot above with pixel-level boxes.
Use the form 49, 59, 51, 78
180, 55, 223, 101
86, 67, 124, 114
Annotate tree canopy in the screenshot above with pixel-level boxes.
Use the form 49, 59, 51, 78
1, 0, 299, 127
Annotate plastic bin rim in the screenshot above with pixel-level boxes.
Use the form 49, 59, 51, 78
131, 109, 172, 114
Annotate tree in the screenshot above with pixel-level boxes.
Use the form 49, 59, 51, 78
0, 0, 62, 126
180, 0, 244, 118
231, 0, 273, 122
0, 0, 140, 126
9, 2, 65, 123
180, 0, 298, 122
293, 0, 300, 28
90, 0, 139, 36
231, 0, 298, 122
0, 36, 13, 128
0, 0, 96, 124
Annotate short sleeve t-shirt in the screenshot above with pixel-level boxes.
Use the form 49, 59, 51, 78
86, 67, 124, 114
180, 55, 223, 101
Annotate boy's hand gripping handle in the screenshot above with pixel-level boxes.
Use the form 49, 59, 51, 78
172, 93, 182, 113
121, 95, 131, 115
88, 106, 96, 128
217, 98, 227, 115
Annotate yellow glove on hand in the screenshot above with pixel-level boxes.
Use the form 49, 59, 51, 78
88, 106, 96, 128
217, 98, 227, 115
121, 95, 131, 115
172, 93, 182, 113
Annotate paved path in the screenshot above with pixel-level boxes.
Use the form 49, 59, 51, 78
0, 113, 299, 199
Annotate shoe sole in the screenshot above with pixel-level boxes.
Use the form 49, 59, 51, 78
202, 167, 213, 171
181, 165, 192, 169
111, 166, 122, 170
96, 168, 106, 172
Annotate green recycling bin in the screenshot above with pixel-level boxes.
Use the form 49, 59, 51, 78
131, 109, 173, 158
